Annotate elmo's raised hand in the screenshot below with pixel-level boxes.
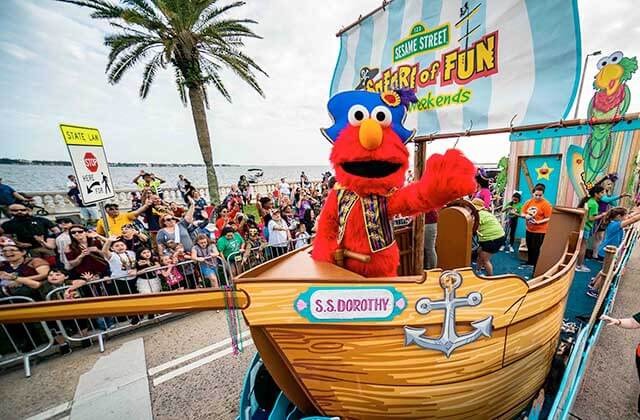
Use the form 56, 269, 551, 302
388, 149, 476, 216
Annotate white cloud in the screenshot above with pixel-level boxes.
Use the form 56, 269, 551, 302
1, 0, 639, 166
0, 41, 36, 61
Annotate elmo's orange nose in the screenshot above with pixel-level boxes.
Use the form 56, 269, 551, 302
359, 118, 383, 150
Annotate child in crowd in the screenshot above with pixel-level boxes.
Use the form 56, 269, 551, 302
243, 225, 266, 267
267, 210, 291, 257
501, 191, 522, 253
217, 226, 245, 261
136, 248, 162, 294
43, 268, 90, 354
102, 236, 138, 295
191, 234, 220, 288
173, 243, 196, 288
576, 186, 606, 273
158, 254, 186, 290
217, 226, 245, 275
294, 224, 310, 249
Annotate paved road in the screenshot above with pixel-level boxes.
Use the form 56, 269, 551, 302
0, 311, 254, 420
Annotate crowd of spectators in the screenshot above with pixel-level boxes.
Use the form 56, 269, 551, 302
0, 171, 331, 308
0, 170, 332, 354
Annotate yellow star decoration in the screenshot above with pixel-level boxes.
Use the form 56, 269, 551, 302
535, 162, 554, 181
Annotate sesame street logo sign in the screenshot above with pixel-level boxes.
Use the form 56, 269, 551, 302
365, 26, 498, 113
393, 23, 450, 63
329, 0, 581, 135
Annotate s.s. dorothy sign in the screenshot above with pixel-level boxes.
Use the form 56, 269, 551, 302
330, 0, 581, 135
295, 286, 407, 322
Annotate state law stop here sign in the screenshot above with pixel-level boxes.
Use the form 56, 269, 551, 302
59, 124, 115, 205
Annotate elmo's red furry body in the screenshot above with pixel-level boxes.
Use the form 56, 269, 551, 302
312, 122, 476, 278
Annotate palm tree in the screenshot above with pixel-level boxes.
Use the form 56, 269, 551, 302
58, 0, 267, 203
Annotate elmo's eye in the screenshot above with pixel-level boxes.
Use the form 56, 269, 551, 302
371, 106, 392, 127
347, 105, 369, 126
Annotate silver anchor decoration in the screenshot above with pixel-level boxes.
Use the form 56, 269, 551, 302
404, 270, 493, 357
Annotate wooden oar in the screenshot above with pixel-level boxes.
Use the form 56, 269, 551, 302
0, 288, 249, 324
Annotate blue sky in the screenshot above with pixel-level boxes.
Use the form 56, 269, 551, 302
0, 0, 639, 165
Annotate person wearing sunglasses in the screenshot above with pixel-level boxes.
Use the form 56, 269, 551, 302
95, 199, 152, 237
0, 204, 58, 258
156, 204, 196, 255
65, 226, 109, 278
0, 178, 31, 218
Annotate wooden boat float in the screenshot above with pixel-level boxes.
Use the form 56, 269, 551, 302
0, 206, 585, 419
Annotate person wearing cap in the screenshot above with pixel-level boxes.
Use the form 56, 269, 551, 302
132, 171, 165, 196
471, 198, 505, 276
96, 199, 151, 237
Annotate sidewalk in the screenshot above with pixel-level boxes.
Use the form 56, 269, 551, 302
573, 247, 640, 419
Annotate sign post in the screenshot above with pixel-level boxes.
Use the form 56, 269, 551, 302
59, 124, 115, 234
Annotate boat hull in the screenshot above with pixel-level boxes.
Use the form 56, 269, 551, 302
238, 260, 575, 419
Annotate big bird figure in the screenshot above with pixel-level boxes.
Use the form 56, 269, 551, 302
311, 89, 476, 277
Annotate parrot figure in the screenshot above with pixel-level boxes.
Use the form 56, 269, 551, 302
582, 51, 637, 188
311, 89, 476, 278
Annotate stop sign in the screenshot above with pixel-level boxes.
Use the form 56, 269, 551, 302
83, 152, 99, 173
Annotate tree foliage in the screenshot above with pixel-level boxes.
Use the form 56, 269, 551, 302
59, 0, 267, 103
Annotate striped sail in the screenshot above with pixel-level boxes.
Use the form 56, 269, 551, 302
330, 0, 581, 136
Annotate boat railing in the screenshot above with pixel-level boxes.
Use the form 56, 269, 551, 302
546, 226, 639, 419
527, 206, 585, 288
0, 256, 229, 377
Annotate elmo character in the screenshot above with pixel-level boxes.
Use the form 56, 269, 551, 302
311, 89, 476, 277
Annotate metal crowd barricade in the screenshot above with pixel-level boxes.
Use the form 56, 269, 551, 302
226, 236, 315, 275
0, 296, 54, 377
44, 256, 229, 353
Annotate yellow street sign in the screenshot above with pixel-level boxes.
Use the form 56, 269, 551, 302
59, 124, 103, 146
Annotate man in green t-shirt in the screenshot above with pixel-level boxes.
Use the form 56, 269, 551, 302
577, 186, 606, 272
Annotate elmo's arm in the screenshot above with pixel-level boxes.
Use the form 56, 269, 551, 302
311, 189, 339, 263
388, 149, 476, 216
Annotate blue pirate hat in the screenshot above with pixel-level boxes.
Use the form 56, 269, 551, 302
321, 89, 417, 144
